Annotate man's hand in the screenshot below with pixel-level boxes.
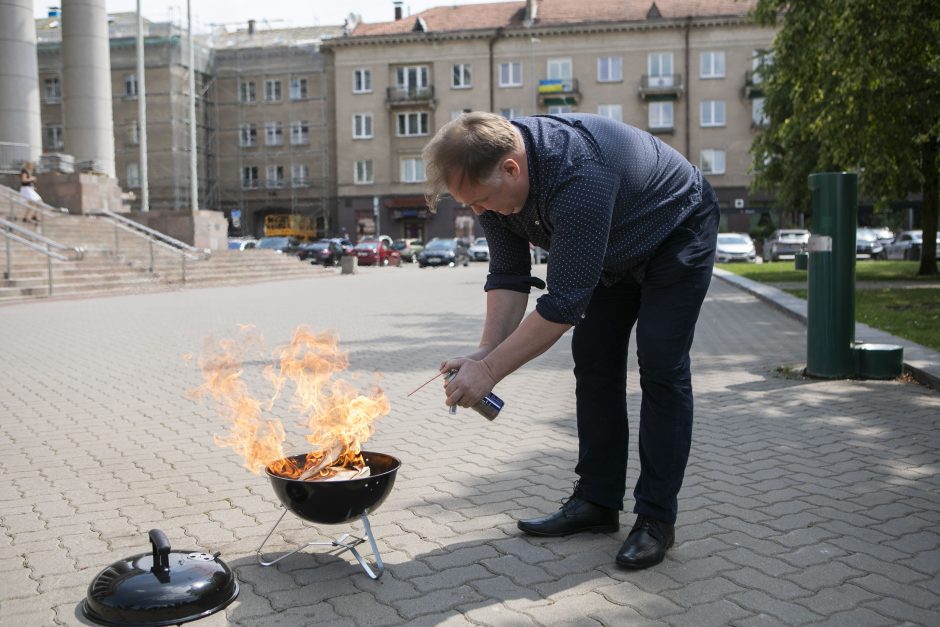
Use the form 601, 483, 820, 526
442, 359, 497, 408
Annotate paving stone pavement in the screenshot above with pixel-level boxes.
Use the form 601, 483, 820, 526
1, 263, 938, 626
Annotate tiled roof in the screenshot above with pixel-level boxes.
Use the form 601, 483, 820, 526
350, 0, 756, 37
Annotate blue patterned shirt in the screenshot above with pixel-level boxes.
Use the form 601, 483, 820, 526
480, 113, 705, 325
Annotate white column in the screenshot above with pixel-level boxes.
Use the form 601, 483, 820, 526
62, 0, 116, 177
0, 0, 43, 162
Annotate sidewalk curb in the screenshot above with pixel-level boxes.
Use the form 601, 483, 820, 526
712, 267, 940, 391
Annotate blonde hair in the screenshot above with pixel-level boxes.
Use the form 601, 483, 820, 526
422, 111, 518, 212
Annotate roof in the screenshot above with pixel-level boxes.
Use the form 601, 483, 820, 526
207, 25, 345, 49
350, 0, 757, 37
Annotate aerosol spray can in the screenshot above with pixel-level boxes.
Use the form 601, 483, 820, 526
444, 369, 504, 421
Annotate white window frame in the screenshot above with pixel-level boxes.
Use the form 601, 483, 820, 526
700, 51, 726, 79
265, 164, 285, 189
44, 124, 63, 150
700, 149, 726, 175
290, 121, 309, 145
239, 123, 257, 147
500, 108, 522, 120
597, 56, 622, 82
353, 68, 372, 93
239, 81, 256, 103
354, 160, 374, 185
400, 158, 426, 183
597, 104, 623, 122
289, 77, 308, 100
700, 100, 726, 127
547, 58, 573, 80
126, 163, 140, 189
291, 163, 310, 187
396, 111, 429, 137
264, 79, 281, 102
124, 74, 138, 98
499, 62, 522, 87
396, 65, 430, 90
353, 113, 373, 139
241, 166, 259, 189
648, 53, 674, 87
127, 120, 140, 146
752, 98, 768, 127
264, 122, 283, 146
548, 105, 573, 115
44, 77, 61, 103
649, 101, 674, 129
452, 64, 472, 89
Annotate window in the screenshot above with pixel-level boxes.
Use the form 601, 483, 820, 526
548, 105, 573, 114
353, 113, 373, 139
499, 62, 522, 87
649, 101, 673, 129
127, 120, 140, 145
548, 58, 573, 80
264, 79, 281, 102
264, 122, 283, 146
648, 53, 674, 87
126, 163, 140, 189
239, 81, 256, 103
290, 121, 309, 145
752, 49, 772, 84
353, 68, 372, 93
452, 64, 472, 89
291, 163, 310, 187
597, 57, 622, 82
43, 78, 61, 102
700, 51, 726, 79
396, 112, 429, 137
44, 125, 63, 150
124, 74, 138, 98
500, 108, 522, 120
239, 123, 257, 147
266, 165, 285, 188
597, 105, 623, 122
354, 160, 374, 184
700, 149, 726, 175
290, 77, 308, 100
241, 166, 259, 189
400, 158, 425, 183
700, 100, 726, 127
752, 98, 768, 127
396, 66, 429, 90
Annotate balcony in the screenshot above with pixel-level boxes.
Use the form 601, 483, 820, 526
638, 74, 684, 100
385, 85, 436, 109
744, 70, 764, 99
537, 79, 580, 106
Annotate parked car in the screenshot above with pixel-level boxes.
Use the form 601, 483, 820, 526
715, 233, 756, 263
872, 227, 895, 246
256, 236, 302, 255
763, 229, 810, 261
855, 228, 884, 259
881, 230, 940, 260
297, 239, 344, 266
360, 235, 394, 249
468, 237, 490, 261
418, 238, 470, 268
353, 240, 402, 266
530, 244, 549, 263
328, 237, 354, 255
392, 239, 419, 263
227, 237, 257, 250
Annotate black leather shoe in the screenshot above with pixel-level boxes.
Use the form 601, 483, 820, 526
616, 515, 675, 569
517, 494, 619, 537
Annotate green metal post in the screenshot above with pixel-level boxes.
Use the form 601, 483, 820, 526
806, 172, 857, 378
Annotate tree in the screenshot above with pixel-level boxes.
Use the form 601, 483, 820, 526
751, 0, 939, 275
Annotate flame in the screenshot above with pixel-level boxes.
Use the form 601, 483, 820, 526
190, 325, 389, 479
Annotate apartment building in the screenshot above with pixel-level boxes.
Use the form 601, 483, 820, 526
326, 0, 775, 241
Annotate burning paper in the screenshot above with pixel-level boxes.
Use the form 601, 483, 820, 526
190, 325, 390, 480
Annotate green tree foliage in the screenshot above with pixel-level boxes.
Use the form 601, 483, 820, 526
751, 0, 939, 275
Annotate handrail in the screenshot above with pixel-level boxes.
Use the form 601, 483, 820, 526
92, 209, 209, 283
0, 182, 68, 219
1, 217, 85, 297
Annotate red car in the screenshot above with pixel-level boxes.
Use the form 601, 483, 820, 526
353, 241, 402, 266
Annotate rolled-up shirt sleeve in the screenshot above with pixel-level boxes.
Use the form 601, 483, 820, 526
536, 161, 619, 325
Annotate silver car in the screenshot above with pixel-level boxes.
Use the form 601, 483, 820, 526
882, 230, 940, 260
468, 237, 489, 261
763, 229, 810, 261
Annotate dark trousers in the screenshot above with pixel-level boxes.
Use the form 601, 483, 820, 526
571, 193, 719, 524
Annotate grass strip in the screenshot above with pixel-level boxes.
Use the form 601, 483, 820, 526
716, 260, 939, 283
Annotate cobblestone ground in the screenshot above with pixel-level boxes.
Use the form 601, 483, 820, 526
1, 263, 938, 626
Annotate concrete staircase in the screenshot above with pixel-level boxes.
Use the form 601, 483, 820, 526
2, 194, 328, 303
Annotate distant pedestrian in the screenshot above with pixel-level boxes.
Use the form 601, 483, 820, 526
424, 112, 718, 569
19, 161, 42, 223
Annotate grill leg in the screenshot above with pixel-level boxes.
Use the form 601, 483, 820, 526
254, 508, 385, 579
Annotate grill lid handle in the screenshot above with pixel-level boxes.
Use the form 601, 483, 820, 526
149, 529, 171, 573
